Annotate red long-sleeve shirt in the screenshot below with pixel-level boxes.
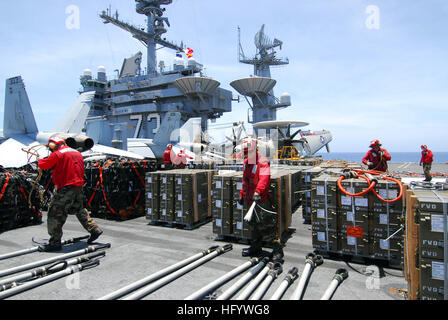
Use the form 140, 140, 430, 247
38, 146, 84, 189
420, 149, 434, 164
362, 148, 391, 172
173, 152, 193, 167
163, 149, 174, 164
239, 152, 271, 204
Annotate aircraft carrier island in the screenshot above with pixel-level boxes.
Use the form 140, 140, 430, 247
0, 0, 447, 307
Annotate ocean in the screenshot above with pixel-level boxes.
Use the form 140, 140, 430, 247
316, 152, 448, 164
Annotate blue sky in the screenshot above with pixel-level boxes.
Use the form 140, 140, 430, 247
0, 0, 447, 152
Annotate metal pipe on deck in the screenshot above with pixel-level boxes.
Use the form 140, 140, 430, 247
98, 245, 221, 300
122, 244, 232, 300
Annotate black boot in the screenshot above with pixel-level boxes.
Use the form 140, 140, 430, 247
38, 242, 62, 252
272, 248, 284, 263
242, 247, 263, 257
88, 228, 103, 244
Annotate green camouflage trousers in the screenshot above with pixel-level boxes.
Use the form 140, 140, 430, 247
47, 186, 99, 245
423, 163, 432, 181
249, 199, 282, 252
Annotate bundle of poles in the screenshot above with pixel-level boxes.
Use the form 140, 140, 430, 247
0, 235, 110, 299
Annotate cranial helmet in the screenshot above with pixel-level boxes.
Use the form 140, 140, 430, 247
48, 137, 65, 150
241, 138, 257, 152
369, 140, 381, 148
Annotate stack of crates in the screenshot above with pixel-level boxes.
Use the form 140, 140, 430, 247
371, 179, 404, 267
311, 174, 340, 252
145, 172, 160, 221
158, 171, 175, 222
213, 171, 292, 245
310, 173, 405, 268
174, 169, 213, 226
339, 177, 372, 257
412, 189, 448, 300
146, 169, 214, 228
231, 172, 252, 240
302, 167, 324, 223
212, 172, 238, 238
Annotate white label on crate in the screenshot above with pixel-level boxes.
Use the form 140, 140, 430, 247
147, 192, 152, 199
380, 239, 389, 250
237, 203, 243, 210
237, 221, 243, 230
317, 232, 326, 242
162, 177, 167, 184
216, 200, 222, 208
346, 187, 355, 194
216, 181, 222, 189
147, 177, 152, 183
355, 198, 368, 207
237, 182, 243, 190
198, 194, 202, 203
162, 193, 166, 200
147, 208, 152, 214
432, 261, 445, 280
162, 209, 166, 216
379, 189, 398, 200
178, 194, 182, 201
347, 236, 357, 246
177, 211, 183, 217
177, 178, 182, 185
317, 209, 326, 219
341, 196, 352, 206
431, 214, 445, 232
215, 219, 222, 227
379, 214, 389, 225
316, 186, 325, 196
346, 212, 355, 222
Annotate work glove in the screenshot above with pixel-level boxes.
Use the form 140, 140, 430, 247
237, 197, 244, 206
419, 162, 422, 166
366, 161, 373, 167
252, 193, 261, 202
378, 151, 384, 156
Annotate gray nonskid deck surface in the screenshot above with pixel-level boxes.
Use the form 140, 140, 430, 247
1, 161, 446, 301
0, 207, 407, 301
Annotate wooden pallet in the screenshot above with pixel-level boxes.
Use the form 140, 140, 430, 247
148, 217, 212, 230
214, 234, 251, 245
314, 248, 403, 270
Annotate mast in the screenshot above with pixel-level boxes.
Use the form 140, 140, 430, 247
100, 0, 184, 76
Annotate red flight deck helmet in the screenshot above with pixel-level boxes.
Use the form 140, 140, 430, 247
421, 145, 428, 150
48, 137, 65, 151
369, 140, 381, 148
241, 138, 257, 153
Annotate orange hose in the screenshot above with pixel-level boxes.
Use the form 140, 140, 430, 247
371, 176, 403, 203
337, 174, 376, 197
337, 169, 403, 203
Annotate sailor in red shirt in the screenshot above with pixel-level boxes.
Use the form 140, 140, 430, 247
37, 137, 102, 251
162, 144, 174, 169
237, 138, 284, 262
362, 140, 391, 172
420, 145, 434, 181
173, 149, 193, 168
